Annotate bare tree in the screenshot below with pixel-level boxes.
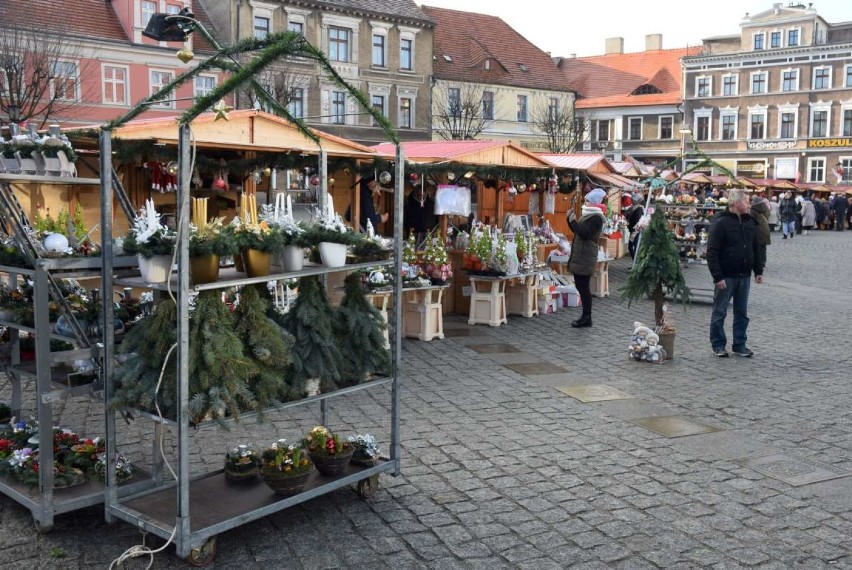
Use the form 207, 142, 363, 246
237, 67, 308, 113
0, 26, 87, 128
530, 96, 588, 153
432, 83, 492, 141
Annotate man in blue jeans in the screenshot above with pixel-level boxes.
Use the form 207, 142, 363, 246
706, 189, 765, 357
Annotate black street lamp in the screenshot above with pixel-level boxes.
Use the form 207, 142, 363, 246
7, 103, 20, 124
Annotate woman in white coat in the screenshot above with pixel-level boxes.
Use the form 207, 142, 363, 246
801, 197, 816, 235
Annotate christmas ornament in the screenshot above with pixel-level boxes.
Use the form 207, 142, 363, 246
176, 47, 195, 64
212, 99, 233, 122
378, 171, 392, 185
44, 233, 69, 253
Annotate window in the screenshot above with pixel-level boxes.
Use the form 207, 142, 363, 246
839, 158, 852, 183
722, 75, 738, 96
448, 87, 461, 117
481, 91, 494, 120
721, 114, 736, 140
846, 65, 852, 88
597, 120, 610, 141
371, 94, 385, 117
782, 69, 798, 92
288, 88, 304, 118
516, 95, 528, 122
399, 97, 412, 128
780, 112, 796, 138
166, 4, 181, 15
696, 76, 711, 97
194, 75, 216, 99
788, 29, 799, 46
843, 109, 852, 137
141, 1, 156, 28
288, 20, 304, 37
329, 27, 350, 62
372, 34, 386, 66
813, 67, 831, 89
695, 116, 710, 141
754, 33, 765, 50
52, 61, 78, 101
811, 109, 828, 137
150, 71, 174, 108
331, 91, 345, 124
547, 97, 559, 122
254, 16, 270, 39
751, 72, 767, 94
770, 31, 781, 48
659, 116, 673, 139
400, 38, 413, 71
628, 117, 642, 140
749, 113, 765, 139
808, 158, 825, 182
102, 65, 127, 105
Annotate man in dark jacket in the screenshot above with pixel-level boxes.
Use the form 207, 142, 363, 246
831, 193, 847, 231
707, 189, 765, 358
778, 191, 799, 239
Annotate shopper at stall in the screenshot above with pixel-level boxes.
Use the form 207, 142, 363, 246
567, 188, 607, 328
779, 191, 799, 239
707, 189, 764, 358
624, 195, 645, 259
831, 193, 847, 231
403, 185, 434, 245
801, 197, 816, 235
768, 196, 780, 231
347, 176, 388, 232
751, 194, 771, 269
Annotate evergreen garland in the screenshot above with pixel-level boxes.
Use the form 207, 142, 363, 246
232, 284, 295, 407
619, 209, 690, 327
280, 276, 343, 397
185, 291, 258, 425
110, 298, 178, 418
335, 273, 391, 387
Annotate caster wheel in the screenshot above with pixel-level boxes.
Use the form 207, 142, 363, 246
356, 474, 380, 498
188, 537, 216, 567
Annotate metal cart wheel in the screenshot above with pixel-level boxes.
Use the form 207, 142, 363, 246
356, 474, 380, 498
188, 537, 217, 567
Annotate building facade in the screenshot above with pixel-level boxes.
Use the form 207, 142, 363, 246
422, 6, 575, 152
557, 36, 699, 169
0, 0, 225, 128
682, 2, 852, 183
202, 0, 433, 145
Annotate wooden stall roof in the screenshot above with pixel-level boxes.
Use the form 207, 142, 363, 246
75, 110, 378, 157
588, 171, 644, 190
372, 140, 551, 168
538, 153, 615, 173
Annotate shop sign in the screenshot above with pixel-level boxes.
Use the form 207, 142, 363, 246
747, 140, 798, 150
736, 161, 766, 175
807, 138, 852, 148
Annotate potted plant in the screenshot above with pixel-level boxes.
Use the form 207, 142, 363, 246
189, 217, 235, 285
234, 221, 281, 278
224, 444, 259, 481
302, 426, 353, 476
421, 230, 453, 284
1, 139, 21, 173
619, 208, 690, 358
304, 207, 360, 268
334, 273, 391, 387
348, 434, 381, 467
12, 135, 38, 174
261, 201, 307, 271
122, 199, 176, 283
259, 438, 314, 495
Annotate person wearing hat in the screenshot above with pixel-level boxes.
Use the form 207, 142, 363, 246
347, 176, 388, 232
567, 188, 607, 328
624, 194, 645, 259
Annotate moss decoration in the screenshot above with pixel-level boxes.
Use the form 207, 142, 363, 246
231, 284, 295, 407
335, 273, 391, 386
619, 208, 690, 327
280, 276, 343, 397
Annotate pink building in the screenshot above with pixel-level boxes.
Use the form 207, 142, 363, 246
0, 0, 226, 127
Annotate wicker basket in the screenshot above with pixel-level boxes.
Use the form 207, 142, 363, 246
350, 451, 378, 468
260, 468, 312, 496
309, 447, 354, 476
224, 463, 258, 482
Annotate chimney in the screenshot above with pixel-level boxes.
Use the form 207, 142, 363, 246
605, 37, 624, 55
646, 34, 663, 51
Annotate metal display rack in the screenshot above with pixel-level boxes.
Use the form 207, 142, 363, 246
101, 126, 405, 563
0, 174, 153, 531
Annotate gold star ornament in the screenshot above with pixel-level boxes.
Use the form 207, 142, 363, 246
212, 99, 233, 122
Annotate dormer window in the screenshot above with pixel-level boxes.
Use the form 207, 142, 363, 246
518, 63, 529, 72
754, 32, 765, 50
484, 59, 490, 70
788, 28, 799, 46
632, 84, 662, 95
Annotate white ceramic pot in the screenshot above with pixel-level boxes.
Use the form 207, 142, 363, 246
318, 242, 347, 268
15, 153, 37, 175
138, 254, 173, 283
280, 245, 305, 271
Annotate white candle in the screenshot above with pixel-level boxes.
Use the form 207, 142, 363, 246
286, 194, 293, 218
327, 194, 335, 219
366, 219, 374, 238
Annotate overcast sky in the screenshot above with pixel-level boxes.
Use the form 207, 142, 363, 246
417, 1, 851, 57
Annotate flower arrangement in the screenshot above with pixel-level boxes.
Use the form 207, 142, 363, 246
303, 206, 361, 246
260, 439, 313, 477
10, 135, 37, 159
402, 231, 419, 265
260, 202, 306, 247
303, 426, 353, 476
234, 219, 282, 253
674, 194, 697, 205
93, 451, 134, 482
352, 220, 391, 262
189, 217, 238, 258
422, 230, 452, 283
121, 199, 176, 258
492, 231, 508, 273
348, 434, 380, 467
224, 444, 259, 481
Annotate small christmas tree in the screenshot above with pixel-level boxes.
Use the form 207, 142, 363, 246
280, 276, 343, 397
620, 208, 690, 328
232, 284, 295, 406
335, 273, 391, 386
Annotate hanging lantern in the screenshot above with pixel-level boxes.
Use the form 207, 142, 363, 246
378, 171, 393, 185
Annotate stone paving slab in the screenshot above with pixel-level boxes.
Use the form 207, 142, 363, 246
627, 415, 724, 438
734, 453, 852, 487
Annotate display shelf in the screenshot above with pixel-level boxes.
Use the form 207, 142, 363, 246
0, 320, 79, 344
110, 460, 394, 546
114, 259, 394, 292
9, 362, 101, 398
0, 173, 100, 186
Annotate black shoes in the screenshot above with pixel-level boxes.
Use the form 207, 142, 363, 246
713, 348, 729, 357
571, 316, 592, 328
732, 347, 754, 357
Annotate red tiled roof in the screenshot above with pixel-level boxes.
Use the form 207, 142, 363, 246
0, 0, 129, 42
558, 46, 701, 109
539, 154, 612, 171
373, 140, 507, 161
421, 6, 570, 92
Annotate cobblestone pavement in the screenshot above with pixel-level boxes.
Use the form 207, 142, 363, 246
2, 229, 852, 569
